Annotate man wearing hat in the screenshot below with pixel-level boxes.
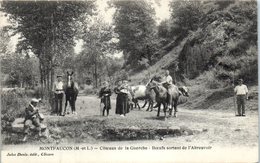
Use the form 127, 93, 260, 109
53, 74, 64, 116
23, 98, 43, 141
234, 79, 249, 116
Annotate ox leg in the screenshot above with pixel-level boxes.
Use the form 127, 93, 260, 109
163, 103, 167, 120
69, 98, 74, 114
169, 101, 173, 117
173, 99, 178, 117
64, 98, 68, 115
137, 102, 141, 110
145, 100, 150, 111
157, 103, 160, 117
133, 99, 137, 108
102, 107, 105, 116
149, 101, 154, 112
142, 100, 147, 108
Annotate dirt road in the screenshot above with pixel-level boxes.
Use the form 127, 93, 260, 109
46, 95, 258, 147
2, 95, 258, 162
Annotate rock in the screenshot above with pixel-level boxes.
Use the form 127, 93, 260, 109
11, 118, 47, 133
11, 118, 25, 133
202, 129, 208, 132
235, 129, 241, 132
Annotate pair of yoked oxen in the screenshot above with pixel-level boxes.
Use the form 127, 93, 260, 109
130, 78, 189, 119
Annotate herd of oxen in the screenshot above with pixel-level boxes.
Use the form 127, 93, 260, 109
62, 72, 189, 119
128, 78, 189, 118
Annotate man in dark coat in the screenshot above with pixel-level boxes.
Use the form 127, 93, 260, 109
99, 81, 112, 116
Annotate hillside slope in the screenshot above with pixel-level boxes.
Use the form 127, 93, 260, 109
128, 1, 258, 111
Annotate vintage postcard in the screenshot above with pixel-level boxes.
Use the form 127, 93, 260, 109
0, 0, 258, 162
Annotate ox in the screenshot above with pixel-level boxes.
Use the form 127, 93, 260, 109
130, 85, 156, 111
147, 79, 189, 119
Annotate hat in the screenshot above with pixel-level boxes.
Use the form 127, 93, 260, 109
57, 74, 63, 77
31, 98, 40, 103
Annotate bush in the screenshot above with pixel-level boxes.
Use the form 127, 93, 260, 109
83, 85, 98, 95
201, 70, 223, 89
1, 88, 51, 131
1, 89, 29, 119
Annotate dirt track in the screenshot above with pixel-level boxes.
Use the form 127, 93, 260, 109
3, 95, 258, 148
49, 95, 258, 147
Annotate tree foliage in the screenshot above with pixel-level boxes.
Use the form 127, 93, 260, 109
169, 1, 204, 39
112, 0, 158, 69
1, 1, 96, 93
76, 17, 118, 88
176, 1, 257, 84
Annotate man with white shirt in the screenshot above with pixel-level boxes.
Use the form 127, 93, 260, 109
234, 79, 248, 116
53, 74, 64, 116
161, 70, 174, 110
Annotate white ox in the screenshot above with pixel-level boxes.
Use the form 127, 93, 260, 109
130, 85, 155, 111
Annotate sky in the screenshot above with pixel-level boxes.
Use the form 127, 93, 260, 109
0, 0, 171, 56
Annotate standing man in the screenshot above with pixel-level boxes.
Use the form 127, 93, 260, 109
99, 81, 112, 116
234, 79, 248, 116
23, 98, 43, 141
53, 74, 64, 116
160, 70, 174, 110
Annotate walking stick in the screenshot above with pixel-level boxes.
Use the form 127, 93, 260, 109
100, 99, 102, 116
233, 94, 237, 116
105, 96, 108, 116
232, 72, 237, 116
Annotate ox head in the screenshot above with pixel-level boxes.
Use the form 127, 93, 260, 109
67, 71, 74, 88
178, 86, 189, 97
146, 80, 157, 89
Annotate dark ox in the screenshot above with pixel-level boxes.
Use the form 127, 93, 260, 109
64, 71, 79, 115
147, 79, 189, 119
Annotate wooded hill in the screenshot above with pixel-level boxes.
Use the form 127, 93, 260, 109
130, 0, 257, 88
0, 0, 257, 92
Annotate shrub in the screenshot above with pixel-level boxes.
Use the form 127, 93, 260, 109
1, 89, 29, 119
83, 85, 98, 95
1, 88, 51, 131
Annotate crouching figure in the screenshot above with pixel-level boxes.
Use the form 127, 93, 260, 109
23, 98, 45, 142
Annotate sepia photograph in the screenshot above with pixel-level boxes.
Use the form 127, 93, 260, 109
0, 0, 258, 162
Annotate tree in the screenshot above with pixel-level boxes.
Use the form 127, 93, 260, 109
2, 1, 96, 96
77, 17, 118, 88
0, 27, 11, 56
112, 0, 158, 69
169, 1, 203, 39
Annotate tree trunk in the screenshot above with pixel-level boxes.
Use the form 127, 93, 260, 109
39, 62, 44, 98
